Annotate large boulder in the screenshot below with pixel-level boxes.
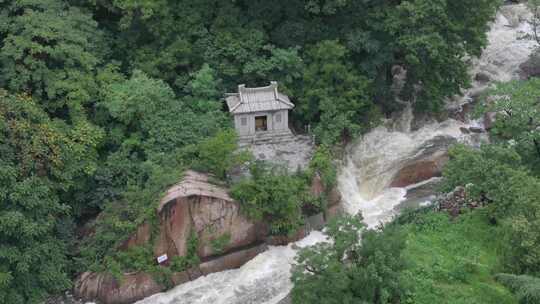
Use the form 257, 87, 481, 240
519, 54, 540, 79
74, 272, 164, 304
154, 171, 267, 259
390, 151, 449, 188
388, 135, 457, 189
118, 222, 151, 250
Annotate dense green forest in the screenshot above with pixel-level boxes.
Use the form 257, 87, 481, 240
0, 0, 508, 303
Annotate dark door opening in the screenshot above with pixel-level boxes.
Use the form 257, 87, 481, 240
255, 115, 268, 131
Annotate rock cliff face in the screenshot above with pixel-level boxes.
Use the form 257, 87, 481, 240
74, 170, 339, 304
74, 171, 268, 304
154, 171, 267, 259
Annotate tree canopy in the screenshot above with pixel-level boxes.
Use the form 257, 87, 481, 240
0, 0, 502, 301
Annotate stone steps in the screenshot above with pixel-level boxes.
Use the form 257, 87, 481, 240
239, 131, 300, 147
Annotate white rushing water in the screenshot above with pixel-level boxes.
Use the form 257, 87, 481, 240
132, 4, 535, 304
135, 232, 327, 304
338, 112, 467, 228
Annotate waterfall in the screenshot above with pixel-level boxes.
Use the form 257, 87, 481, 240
339, 3, 535, 228
130, 4, 535, 304
338, 116, 474, 228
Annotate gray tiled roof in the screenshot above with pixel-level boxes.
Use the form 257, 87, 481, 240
225, 81, 294, 114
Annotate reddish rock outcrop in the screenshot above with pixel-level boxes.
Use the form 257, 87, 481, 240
390, 151, 449, 188
119, 222, 151, 250
153, 171, 267, 259
311, 172, 342, 220
75, 272, 164, 304
75, 171, 267, 304
310, 173, 325, 197
74, 245, 268, 304
75, 170, 340, 304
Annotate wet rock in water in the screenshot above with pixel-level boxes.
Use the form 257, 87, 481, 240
278, 294, 292, 304
390, 152, 448, 188
390, 135, 456, 188
198, 245, 268, 275
499, 3, 531, 28
519, 50, 540, 79
468, 126, 484, 133
400, 178, 441, 210
266, 229, 307, 246
475, 71, 491, 83
305, 213, 326, 231
460, 127, 471, 134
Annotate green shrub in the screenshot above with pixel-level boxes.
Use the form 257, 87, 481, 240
308, 145, 337, 190
291, 215, 408, 304
496, 274, 540, 304
170, 230, 201, 272
188, 130, 251, 180
231, 163, 308, 235
401, 210, 516, 304
210, 233, 231, 255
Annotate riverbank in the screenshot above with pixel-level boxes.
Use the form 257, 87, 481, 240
400, 209, 516, 303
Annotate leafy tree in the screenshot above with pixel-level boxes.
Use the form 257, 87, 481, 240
308, 145, 337, 190
0, 91, 101, 303
78, 70, 231, 272
479, 79, 540, 174
0, 0, 107, 118
304, 0, 351, 15
189, 130, 250, 180
442, 144, 540, 274
94, 70, 228, 200
299, 40, 379, 144
231, 164, 309, 235
385, 0, 501, 111
291, 215, 408, 304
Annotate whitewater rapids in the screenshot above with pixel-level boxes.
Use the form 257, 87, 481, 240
129, 4, 535, 304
